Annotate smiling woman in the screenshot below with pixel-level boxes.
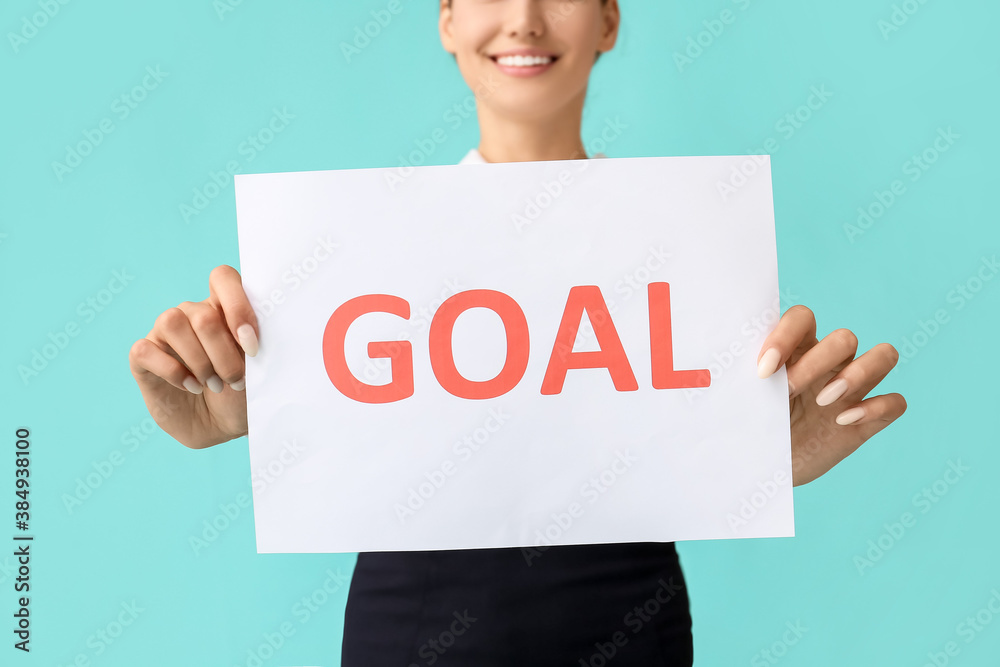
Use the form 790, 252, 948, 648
338, 1, 699, 665
126, 0, 907, 663
438, 0, 617, 164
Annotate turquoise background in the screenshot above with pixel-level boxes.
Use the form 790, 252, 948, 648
2, 0, 998, 665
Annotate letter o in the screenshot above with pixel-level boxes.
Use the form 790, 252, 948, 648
429, 290, 530, 399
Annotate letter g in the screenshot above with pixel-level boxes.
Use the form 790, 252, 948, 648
323, 294, 414, 403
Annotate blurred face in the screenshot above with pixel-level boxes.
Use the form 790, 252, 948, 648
439, 0, 619, 122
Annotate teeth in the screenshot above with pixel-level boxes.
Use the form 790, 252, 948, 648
496, 54, 553, 67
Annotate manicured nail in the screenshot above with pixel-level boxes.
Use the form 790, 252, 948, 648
816, 378, 848, 407
183, 377, 203, 395
230, 376, 246, 392
237, 324, 259, 357
835, 406, 865, 425
757, 348, 781, 378
206, 374, 224, 394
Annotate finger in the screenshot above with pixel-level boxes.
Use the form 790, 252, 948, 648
208, 264, 259, 357
832, 391, 907, 430
756, 304, 818, 379
150, 305, 220, 391
785, 328, 860, 402
129, 337, 204, 395
791, 392, 908, 486
810, 342, 899, 407
175, 301, 247, 391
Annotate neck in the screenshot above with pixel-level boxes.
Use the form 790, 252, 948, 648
475, 89, 589, 163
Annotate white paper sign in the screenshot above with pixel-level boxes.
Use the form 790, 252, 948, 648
234, 155, 794, 554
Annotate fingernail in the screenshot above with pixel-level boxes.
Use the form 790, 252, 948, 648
183, 377, 203, 395
206, 374, 225, 394
816, 378, 848, 407
237, 323, 259, 358
757, 348, 781, 378
788, 379, 796, 396
835, 406, 865, 425
230, 376, 246, 392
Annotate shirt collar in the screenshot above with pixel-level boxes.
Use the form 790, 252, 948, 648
459, 148, 607, 164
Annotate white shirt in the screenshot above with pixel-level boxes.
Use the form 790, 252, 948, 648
459, 148, 606, 164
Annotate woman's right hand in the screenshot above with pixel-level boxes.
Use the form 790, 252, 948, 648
128, 265, 259, 449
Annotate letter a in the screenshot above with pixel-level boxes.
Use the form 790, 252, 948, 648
541, 285, 638, 394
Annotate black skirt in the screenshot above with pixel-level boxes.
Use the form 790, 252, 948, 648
341, 541, 693, 666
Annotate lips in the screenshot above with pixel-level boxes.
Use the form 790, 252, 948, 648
487, 49, 559, 76
492, 54, 556, 67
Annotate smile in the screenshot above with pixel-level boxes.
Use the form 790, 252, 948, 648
488, 54, 558, 77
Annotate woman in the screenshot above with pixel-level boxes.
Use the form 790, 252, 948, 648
128, 0, 907, 663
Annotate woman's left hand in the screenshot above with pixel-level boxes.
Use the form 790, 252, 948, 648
756, 304, 907, 486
